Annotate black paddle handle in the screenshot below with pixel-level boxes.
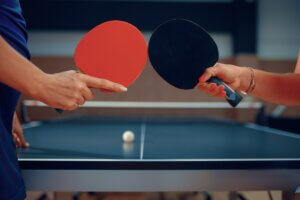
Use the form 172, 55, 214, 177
207, 77, 243, 107
55, 108, 63, 113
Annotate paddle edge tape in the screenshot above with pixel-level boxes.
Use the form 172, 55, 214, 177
74, 20, 148, 89
148, 18, 219, 89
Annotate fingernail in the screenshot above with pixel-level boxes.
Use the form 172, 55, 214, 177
26, 143, 30, 147
120, 86, 128, 92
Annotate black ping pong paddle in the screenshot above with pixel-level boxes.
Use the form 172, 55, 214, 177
148, 19, 243, 107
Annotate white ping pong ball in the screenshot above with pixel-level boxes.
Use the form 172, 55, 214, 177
122, 130, 135, 143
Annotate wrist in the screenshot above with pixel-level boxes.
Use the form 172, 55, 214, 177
26, 71, 50, 99
239, 67, 252, 92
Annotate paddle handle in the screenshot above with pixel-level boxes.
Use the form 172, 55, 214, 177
55, 108, 63, 113
207, 77, 243, 107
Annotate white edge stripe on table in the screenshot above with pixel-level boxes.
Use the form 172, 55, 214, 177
22, 121, 42, 129
140, 123, 146, 160
18, 158, 300, 162
23, 100, 262, 109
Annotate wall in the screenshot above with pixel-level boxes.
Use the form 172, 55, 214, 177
257, 0, 300, 59
27, 0, 300, 59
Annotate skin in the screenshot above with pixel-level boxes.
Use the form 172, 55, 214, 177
198, 54, 300, 199
197, 53, 300, 106
295, 53, 300, 74
0, 36, 127, 147
0, 36, 127, 111
12, 113, 29, 148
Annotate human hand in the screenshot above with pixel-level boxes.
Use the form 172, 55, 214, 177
30, 70, 127, 110
12, 113, 29, 148
197, 63, 250, 98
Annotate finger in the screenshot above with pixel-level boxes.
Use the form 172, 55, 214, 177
197, 82, 209, 90
213, 91, 227, 98
199, 64, 224, 83
80, 74, 127, 92
64, 101, 79, 111
74, 81, 93, 102
80, 85, 94, 101
16, 130, 29, 148
15, 135, 21, 147
200, 83, 220, 97
210, 85, 224, 96
217, 85, 225, 94
69, 81, 85, 106
75, 94, 85, 106
208, 83, 218, 94
212, 86, 226, 98
197, 83, 213, 94
199, 67, 216, 83
53, 95, 78, 111
220, 90, 227, 98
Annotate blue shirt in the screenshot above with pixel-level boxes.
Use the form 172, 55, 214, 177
0, 0, 30, 199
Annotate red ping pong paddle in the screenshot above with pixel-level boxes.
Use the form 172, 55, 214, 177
74, 20, 148, 90
56, 20, 148, 113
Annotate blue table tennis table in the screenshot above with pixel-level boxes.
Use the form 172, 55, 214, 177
17, 116, 300, 199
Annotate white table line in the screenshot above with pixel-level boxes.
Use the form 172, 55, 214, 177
140, 123, 146, 160
23, 100, 262, 109
18, 158, 300, 162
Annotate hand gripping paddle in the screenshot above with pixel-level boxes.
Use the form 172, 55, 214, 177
148, 19, 243, 107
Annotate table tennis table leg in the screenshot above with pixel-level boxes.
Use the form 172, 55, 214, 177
228, 192, 247, 200
282, 190, 295, 200
72, 192, 79, 200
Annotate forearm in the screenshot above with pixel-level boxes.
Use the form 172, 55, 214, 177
0, 36, 46, 96
240, 68, 300, 105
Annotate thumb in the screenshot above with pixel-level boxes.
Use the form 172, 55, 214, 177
199, 65, 221, 83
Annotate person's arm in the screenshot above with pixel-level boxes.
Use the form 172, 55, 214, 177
248, 69, 300, 105
197, 60, 300, 106
0, 36, 127, 110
